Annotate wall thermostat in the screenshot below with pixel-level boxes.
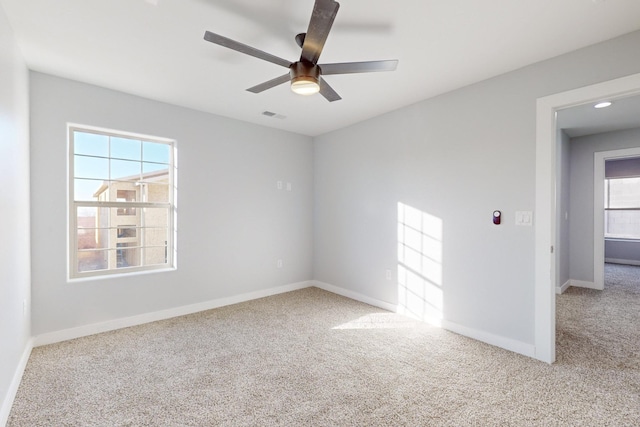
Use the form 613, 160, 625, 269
493, 210, 501, 225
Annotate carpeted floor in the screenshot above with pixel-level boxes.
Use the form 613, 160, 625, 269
7, 264, 640, 426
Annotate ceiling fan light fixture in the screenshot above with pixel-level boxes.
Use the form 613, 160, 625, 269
291, 77, 320, 95
290, 62, 321, 96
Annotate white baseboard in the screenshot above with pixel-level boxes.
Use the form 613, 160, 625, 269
441, 320, 536, 359
569, 279, 600, 290
0, 338, 33, 427
33, 281, 313, 347
312, 281, 398, 312
312, 280, 536, 359
556, 280, 571, 294
605, 257, 640, 266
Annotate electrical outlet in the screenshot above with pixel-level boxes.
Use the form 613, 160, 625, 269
286, 182, 292, 191
277, 259, 283, 269
386, 269, 392, 280
277, 181, 283, 190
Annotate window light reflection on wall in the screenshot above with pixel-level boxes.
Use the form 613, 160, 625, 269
397, 202, 444, 327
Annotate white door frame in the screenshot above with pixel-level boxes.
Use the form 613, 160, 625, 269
594, 148, 640, 289
535, 72, 640, 364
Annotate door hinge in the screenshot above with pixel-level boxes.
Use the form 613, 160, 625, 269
550, 245, 554, 254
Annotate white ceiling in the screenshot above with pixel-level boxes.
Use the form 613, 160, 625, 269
3, 0, 640, 136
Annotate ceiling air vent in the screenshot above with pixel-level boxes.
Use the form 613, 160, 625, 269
262, 111, 287, 119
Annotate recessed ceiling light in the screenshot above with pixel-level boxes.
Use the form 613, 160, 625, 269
594, 101, 612, 109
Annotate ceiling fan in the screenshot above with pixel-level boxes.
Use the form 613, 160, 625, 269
203, 0, 398, 102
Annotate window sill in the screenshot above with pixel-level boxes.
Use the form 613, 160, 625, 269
68, 266, 176, 283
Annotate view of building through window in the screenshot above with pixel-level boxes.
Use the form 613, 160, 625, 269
604, 176, 640, 239
71, 127, 175, 277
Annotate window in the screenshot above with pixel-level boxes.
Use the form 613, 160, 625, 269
604, 176, 640, 239
69, 125, 176, 278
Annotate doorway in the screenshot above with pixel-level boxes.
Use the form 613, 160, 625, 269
535, 72, 640, 363
595, 150, 640, 288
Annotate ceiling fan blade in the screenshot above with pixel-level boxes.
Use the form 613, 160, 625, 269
300, 0, 340, 64
319, 78, 341, 102
320, 60, 399, 75
204, 31, 292, 68
246, 74, 291, 94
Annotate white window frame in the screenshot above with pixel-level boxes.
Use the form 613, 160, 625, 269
68, 124, 177, 279
604, 176, 640, 240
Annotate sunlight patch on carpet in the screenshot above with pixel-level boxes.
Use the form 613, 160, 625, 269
332, 313, 420, 330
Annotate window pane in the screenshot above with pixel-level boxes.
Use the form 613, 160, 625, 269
115, 191, 138, 215
143, 141, 170, 164
111, 137, 141, 161
139, 223, 168, 267
143, 243, 168, 266
91, 181, 114, 201
141, 227, 168, 249
77, 207, 110, 255
117, 207, 137, 216
74, 132, 109, 157
97, 206, 110, 228
77, 207, 108, 251
116, 189, 137, 202
143, 182, 170, 203
75, 155, 109, 180
116, 244, 141, 268
117, 226, 137, 238
605, 210, 640, 239
143, 207, 169, 228
142, 162, 169, 175
77, 229, 109, 251
77, 206, 97, 225
111, 159, 141, 180
607, 177, 640, 208
77, 250, 108, 272
75, 179, 105, 201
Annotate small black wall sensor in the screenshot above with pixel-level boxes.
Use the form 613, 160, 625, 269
493, 210, 501, 225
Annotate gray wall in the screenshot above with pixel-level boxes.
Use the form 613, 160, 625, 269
605, 239, 640, 264
0, 5, 31, 421
314, 31, 640, 348
30, 72, 314, 336
569, 127, 640, 282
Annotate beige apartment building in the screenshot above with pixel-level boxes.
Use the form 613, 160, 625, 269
77, 169, 169, 272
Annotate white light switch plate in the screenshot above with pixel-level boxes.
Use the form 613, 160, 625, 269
515, 211, 533, 226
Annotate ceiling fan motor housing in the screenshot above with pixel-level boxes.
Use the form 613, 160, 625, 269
290, 62, 321, 85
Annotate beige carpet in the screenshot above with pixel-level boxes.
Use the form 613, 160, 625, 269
8, 265, 640, 426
